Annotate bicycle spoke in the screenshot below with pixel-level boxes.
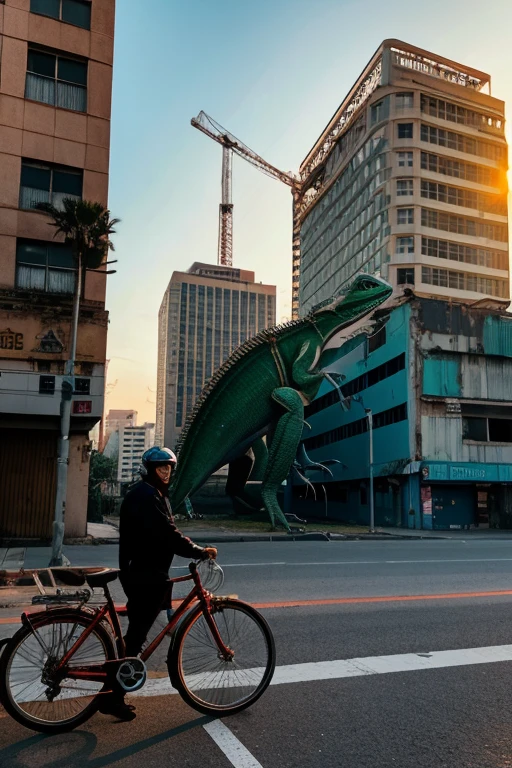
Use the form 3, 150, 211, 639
4, 617, 109, 726
176, 602, 274, 712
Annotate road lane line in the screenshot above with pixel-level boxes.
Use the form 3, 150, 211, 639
4, 589, 512, 625
177, 558, 512, 568
203, 720, 264, 768
130, 643, 512, 701
252, 590, 512, 608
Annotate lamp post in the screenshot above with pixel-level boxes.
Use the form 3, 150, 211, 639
324, 374, 375, 533
350, 394, 375, 533
365, 407, 375, 533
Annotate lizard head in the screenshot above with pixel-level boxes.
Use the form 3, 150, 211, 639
309, 274, 395, 343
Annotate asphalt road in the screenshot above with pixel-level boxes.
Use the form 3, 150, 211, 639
2, 539, 512, 767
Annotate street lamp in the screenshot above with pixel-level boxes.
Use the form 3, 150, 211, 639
364, 407, 375, 533
323, 374, 375, 533
350, 395, 375, 533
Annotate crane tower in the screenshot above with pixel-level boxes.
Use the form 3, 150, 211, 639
191, 111, 300, 276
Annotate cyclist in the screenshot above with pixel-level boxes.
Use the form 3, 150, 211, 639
99, 446, 217, 721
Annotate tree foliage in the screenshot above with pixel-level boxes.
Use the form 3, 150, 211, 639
87, 451, 118, 522
37, 198, 119, 269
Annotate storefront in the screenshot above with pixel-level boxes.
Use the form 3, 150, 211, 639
419, 462, 512, 530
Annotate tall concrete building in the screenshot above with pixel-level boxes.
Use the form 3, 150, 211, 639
296, 40, 509, 315
117, 422, 155, 487
0, 0, 115, 539
104, 408, 137, 440
156, 263, 276, 450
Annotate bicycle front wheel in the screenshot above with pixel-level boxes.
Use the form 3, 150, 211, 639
0, 611, 115, 733
169, 598, 275, 716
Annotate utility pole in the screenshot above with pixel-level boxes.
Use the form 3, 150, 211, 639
348, 394, 375, 534
50, 253, 83, 567
365, 408, 375, 533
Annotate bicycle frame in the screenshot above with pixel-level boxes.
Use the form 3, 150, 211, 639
24, 563, 233, 688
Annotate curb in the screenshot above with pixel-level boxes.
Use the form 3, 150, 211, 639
65, 532, 449, 545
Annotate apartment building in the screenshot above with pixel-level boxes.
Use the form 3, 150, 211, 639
296, 40, 508, 314
0, 0, 115, 539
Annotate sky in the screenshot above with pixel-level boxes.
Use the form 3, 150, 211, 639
105, 0, 512, 425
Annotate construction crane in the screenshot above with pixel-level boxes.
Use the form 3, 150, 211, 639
191, 111, 300, 271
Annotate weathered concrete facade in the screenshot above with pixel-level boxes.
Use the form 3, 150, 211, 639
294, 296, 512, 530
0, 0, 115, 539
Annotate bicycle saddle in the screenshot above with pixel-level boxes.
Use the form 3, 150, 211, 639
85, 568, 120, 588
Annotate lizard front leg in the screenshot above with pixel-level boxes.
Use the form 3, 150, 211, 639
261, 387, 305, 532
292, 340, 325, 403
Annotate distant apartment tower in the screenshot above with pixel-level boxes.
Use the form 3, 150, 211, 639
104, 409, 137, 440
156, 263, 276, 450
296, 39, 509, 315
117, 422, 154, 486
0, 0, 115, 539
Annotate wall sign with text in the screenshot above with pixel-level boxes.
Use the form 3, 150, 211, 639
0, 329, 23, 351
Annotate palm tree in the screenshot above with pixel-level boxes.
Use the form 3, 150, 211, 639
37, 198, 120, 565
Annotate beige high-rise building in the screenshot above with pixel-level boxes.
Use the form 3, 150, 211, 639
296, 39, 509, 315
0, 0, 115, 539
156, 263, 276, 450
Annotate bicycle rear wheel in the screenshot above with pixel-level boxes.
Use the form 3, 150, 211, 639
0, 611, 115, 733
169, 598, 275, 716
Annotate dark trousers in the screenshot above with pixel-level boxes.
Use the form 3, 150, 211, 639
123, 582, 170, 657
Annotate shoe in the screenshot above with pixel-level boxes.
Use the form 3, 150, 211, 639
98, 696, 137, 721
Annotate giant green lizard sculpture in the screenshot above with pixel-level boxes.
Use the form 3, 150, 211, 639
169, 274, 394, 531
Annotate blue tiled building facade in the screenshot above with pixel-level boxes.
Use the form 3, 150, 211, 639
294, 297, 512, 530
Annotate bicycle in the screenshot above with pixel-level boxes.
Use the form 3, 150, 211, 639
0, 560, 276, 734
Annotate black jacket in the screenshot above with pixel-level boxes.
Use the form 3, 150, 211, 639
119, 481, 203, 585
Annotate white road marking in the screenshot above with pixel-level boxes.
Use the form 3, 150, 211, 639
174, 558, 512, 569
132, 643, 512, 699
203, 720, 263, 768
173, 563, 286, 569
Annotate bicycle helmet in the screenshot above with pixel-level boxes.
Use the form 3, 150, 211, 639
141, 446, 177, 469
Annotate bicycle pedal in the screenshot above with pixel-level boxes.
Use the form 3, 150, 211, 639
105, 658, 147, 693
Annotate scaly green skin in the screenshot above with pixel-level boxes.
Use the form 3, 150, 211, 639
170, 275, 393, 531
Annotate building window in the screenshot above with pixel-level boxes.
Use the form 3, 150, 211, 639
371, 100, 385, 124
368, 325, 386, 353
421, 208, 507, 242
396, 92, 414, 109
397, 123, 413, 139
420, 180, 506, 216
420, 151, 498, 186
397, 208, 414, 225
39, 375, 55, 394
421, 266, 508, 298
360, 485, 368, 505
397, 151, 413, 168
305, 353, 406, 417
25, 49, 87, 112
396, 236, 414, 254
397, 268, 415, 285
303, 403, 408, 451
30, 0, 91, 30
421, 237, 507, 271
463, 417, 512, 443
20, 161, 82, 211
420, 94, 503, 134
74, 378, 90, 394
397, 179, 413, 196
420, 123, 505, 162
16, 239, 75, 294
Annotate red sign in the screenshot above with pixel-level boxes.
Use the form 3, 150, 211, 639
72, 400, 92, 414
